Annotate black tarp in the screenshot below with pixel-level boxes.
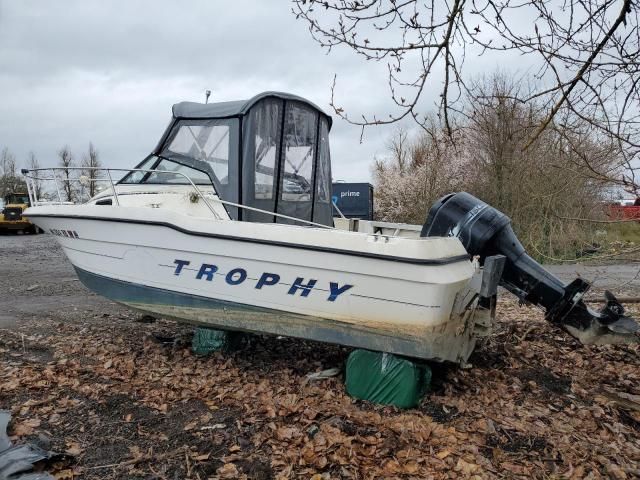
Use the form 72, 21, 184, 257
0, 410, 58, 480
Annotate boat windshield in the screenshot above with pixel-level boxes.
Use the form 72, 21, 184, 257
122, 117, 240, 203
4, 194, 29, 204
119, 156, 212, 185
164, 120, 233, 184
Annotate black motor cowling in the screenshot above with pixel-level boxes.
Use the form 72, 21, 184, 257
421, 192, 639, 343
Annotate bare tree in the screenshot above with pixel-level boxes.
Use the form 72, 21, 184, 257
293, 0, 640, 188
26, 152, 43, 201
0, 147, 25, 198
462, 75, 540, 210
57, 145, 76, 202
373, 121, 463, 223
1, 147, 16, 176
385, 127, 410, 173
81, 142, 102, 198
374, 74, 620, 258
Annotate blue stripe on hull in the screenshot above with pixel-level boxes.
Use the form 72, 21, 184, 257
73, 266, 474, 363
74, 265, 269, 315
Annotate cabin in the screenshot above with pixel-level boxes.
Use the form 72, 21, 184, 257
119, 92, 334, 226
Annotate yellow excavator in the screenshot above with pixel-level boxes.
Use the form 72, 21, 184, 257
0, 192, 40, 233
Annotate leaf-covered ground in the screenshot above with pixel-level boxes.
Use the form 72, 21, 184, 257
1, 296, 638, 479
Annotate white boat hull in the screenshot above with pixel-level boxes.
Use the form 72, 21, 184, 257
26, 205, 486, 363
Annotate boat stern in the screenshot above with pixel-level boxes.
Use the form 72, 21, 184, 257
417, 255, 506, 365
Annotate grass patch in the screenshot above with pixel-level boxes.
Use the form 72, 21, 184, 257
605, 222, 640, 244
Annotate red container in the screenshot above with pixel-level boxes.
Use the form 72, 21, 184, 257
609, 204, 640, 220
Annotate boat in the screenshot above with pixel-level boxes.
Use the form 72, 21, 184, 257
22, 91, 638, 365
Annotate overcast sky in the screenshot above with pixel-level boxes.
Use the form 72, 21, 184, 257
0, 0, 434, 182
0, 1, 538, 185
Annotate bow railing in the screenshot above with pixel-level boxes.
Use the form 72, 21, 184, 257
21, 167, 334, 229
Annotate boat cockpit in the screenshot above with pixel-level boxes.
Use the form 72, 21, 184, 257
118, 92, 334, 226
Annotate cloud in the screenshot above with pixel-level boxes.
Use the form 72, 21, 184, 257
0, 1, 405, 182
0, 0, 527, 184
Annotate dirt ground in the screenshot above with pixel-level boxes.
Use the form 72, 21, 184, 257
0, 233, 639, 479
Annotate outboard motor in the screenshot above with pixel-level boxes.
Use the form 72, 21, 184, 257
422, 192, 639, 344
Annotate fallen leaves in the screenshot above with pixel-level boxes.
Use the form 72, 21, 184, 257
216, 462, 239, 478
436, 449, 452, 460
65, 440, 83, 456
0, 297, 638, 479
275, 425, 300, 441
596, 388, 640, 412
12, 417, 41, 436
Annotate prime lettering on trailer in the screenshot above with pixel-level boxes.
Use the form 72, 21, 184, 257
172, 259, 353, 302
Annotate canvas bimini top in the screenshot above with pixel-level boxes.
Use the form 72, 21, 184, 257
171, 91, 333, 128
121, 91, 334, 226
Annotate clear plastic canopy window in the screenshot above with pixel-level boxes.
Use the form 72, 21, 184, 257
166, 121, 232, 185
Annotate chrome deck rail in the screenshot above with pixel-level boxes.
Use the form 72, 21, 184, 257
21, 167, 334, 229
